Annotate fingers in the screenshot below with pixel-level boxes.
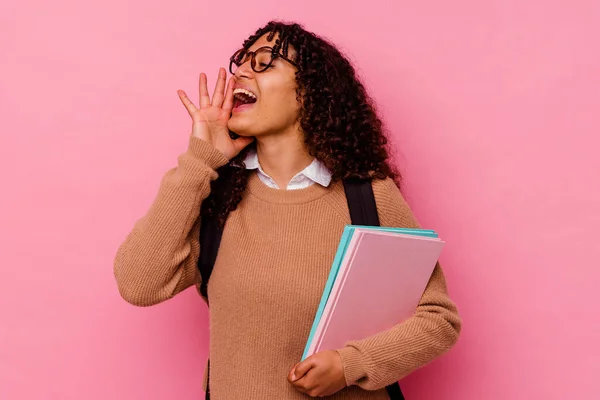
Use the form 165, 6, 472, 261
291, 373, 318, 396
222, 75, 236, 113
288, 364, 298, 382
291, 358, 316, 381
177, 90, 198, 116
199, 72, 211, 109
211, 68, 227, 107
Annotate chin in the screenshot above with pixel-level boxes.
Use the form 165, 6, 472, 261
228, 116, 257, 137
227, 125, 254, 137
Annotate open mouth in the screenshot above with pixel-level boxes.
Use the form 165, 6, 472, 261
233, 88, 257, 109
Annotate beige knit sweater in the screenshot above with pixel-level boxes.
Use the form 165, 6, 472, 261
114, 136, 462, 399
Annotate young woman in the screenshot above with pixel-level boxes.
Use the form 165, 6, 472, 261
114, 21, 461, 399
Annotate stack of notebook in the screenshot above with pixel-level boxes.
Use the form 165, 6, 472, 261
302, 225, 445, 360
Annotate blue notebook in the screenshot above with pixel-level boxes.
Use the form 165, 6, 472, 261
301, 225, 438, 360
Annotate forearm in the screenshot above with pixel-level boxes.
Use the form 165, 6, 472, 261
337, 263, 462, 390
113, 136, 229, 306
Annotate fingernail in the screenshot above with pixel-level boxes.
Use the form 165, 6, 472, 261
291, 374, 296, 381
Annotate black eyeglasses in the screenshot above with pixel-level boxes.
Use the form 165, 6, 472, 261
229, 46, 297, 74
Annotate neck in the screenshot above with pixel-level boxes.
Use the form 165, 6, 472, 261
254, 127, 313, 189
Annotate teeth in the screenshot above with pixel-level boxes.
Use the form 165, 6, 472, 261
233, 88, 257, 99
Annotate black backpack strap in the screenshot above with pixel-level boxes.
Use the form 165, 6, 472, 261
199, 213, 220, 399
197, 166, 234, 301
343, 178, 380, 226
343, 178, 405, 400
384, 380, 406, 400
204, 360, 211, 399
198, 214, 222, 301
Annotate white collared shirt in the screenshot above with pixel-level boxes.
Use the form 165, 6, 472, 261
243, 148, 332, 190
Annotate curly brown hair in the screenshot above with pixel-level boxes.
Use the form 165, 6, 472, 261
202, 20, 401, 226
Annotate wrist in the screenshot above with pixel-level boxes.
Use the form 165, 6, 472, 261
336, 347, 367, 387
187, 135, 230, 170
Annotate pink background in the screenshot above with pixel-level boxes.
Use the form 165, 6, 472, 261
1, 0, 598, 399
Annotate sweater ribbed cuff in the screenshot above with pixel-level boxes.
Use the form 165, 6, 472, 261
187, 135, 230, 170
336, 346, 367, 387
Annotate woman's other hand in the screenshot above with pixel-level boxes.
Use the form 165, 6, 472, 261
288, 350, 347, 397
177, 68, 254, 159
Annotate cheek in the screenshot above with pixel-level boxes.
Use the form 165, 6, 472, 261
269, 86, 299, 120
260, 75, 298, 109
238, 75, 300, 134
264, 85, 297, 108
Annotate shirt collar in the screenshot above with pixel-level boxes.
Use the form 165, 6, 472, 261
242, 148, 332, 188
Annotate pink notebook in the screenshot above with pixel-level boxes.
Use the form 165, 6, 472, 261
305, 229, 444, 357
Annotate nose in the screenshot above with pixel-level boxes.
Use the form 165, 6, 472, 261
234, 58, 255, 80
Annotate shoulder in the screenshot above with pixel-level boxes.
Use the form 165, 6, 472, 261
371, 177, 421, 229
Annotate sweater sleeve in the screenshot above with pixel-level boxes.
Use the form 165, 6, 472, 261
336, 177, 462, 390
113, 136, 230, 307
